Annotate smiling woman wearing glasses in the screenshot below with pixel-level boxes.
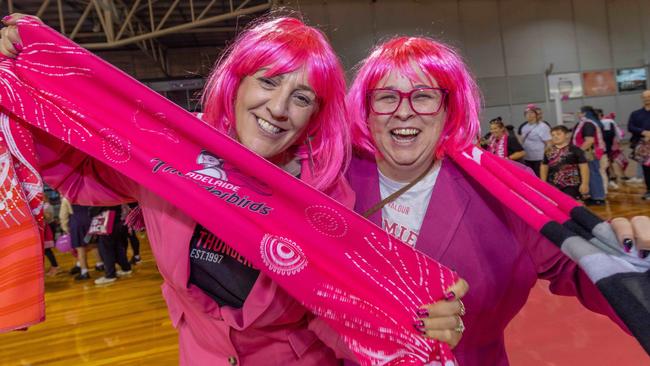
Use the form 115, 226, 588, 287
344, 36, 632, 365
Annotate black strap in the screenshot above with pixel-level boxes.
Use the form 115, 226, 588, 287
362, 160, 436, 218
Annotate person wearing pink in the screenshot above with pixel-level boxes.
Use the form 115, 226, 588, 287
345, 36, 647, 365
2, 13, 473, 364
1, 15, 355, 366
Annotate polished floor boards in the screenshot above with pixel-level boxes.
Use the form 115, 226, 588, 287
2, 182, 650, 365
0, 234, 178, 365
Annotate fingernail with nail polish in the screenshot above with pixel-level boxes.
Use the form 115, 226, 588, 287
623, 239, 634, 253
640, 250, 649, 259
416, 309, 429, 317
13, 43, 22, 52
413, 320, 424, 327
2, 16, 11, 23
445, 291, 456, 301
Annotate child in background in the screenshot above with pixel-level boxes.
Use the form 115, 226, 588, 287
541, 125, 590, 200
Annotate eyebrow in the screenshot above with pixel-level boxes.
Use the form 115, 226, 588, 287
379, 84, 435, 90
258, 70, 316, 94
295, 84, 316, 94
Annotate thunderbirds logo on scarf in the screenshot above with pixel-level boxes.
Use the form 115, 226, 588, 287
150, 150, 273, 215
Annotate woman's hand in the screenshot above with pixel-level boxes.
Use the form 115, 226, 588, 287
610, 216, 650, 258
415, 278, 469, 348
0, 13, 41, 58
579, 182, 589, 195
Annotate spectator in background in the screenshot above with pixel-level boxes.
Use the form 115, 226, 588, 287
541, 125, 589, 200
94, 205, 133, 285
598, 110, 628, 190
483, 117, 525, 161
518, 104, 551, 176
43, 194, 60, 276
534, 106, 551, 127
59, 198, 104, 279
628, 90, 650, 200
573, 106, 606, 205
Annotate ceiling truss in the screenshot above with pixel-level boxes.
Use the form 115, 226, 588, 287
1, 0, 273, 75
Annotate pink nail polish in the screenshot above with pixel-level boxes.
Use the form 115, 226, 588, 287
13, 43, 22, 52
416, 309, 429, 317
2, 15, 11, 22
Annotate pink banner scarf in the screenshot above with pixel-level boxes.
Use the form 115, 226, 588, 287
450, 146, 650, 354
0, 19, 459, 365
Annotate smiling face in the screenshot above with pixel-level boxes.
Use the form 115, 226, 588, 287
368, 66, 446, 182
490, 123, 506, 138
234, 68, 318, 163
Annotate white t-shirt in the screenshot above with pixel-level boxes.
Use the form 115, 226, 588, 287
520, 122, 551, 161
378, 161, 441, 247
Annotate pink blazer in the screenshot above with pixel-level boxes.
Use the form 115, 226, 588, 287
36, 132, 354, 365
347, 155, 623, 366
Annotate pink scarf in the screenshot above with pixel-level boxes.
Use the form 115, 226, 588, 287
487, 132, 508, 158
572, 118, 606, 160
0, 19, 459, 365
450, 147, 650, 353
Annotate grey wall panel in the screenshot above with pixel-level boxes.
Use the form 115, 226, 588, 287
617, 93, 644, 131
509, 74, 546, 104
323, 0, 376, 72
458, 0, 506, 78
537, 0, 580, 73
374, 0, 461, 47
499, 0, 545, 76
477, 76, 510, 107
607, 0, 645, 68
573, 0, 612, 70
641, 0, 650, 65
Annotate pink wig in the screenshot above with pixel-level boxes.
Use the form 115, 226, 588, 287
201, 17, 349, 191
347, 37, 481, 159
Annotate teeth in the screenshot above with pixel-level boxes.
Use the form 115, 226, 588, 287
391, 128, 420, 136
257, 118, 282, 134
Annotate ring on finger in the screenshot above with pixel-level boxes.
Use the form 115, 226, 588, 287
454, 315, 465, 333
458, 299, 466, 316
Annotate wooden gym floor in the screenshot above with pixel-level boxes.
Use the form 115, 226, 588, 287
1, 183, 649, 365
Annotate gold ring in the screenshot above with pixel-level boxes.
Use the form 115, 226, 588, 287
454, 316, 465, 333
458, 299, 466, 316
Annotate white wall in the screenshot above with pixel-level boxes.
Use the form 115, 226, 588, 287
282, 0, 650, 134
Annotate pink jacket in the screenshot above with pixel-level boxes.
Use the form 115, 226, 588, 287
37, 133, 354, 366
347, 156, 625, 366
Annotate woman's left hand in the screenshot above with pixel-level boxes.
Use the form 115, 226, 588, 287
610, 216, 650, 258
415, 278, 469, 349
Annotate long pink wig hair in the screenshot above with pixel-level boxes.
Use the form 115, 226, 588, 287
347, 36, 481, 159
201, 17, 349, 191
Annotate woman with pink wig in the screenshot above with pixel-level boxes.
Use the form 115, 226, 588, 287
1, 14, 356, 365
345, 36, 641, 365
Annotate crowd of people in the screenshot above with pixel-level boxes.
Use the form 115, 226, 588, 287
43, 192, 143, 285
483, 99, 650, 205
2, 12, 649, 366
